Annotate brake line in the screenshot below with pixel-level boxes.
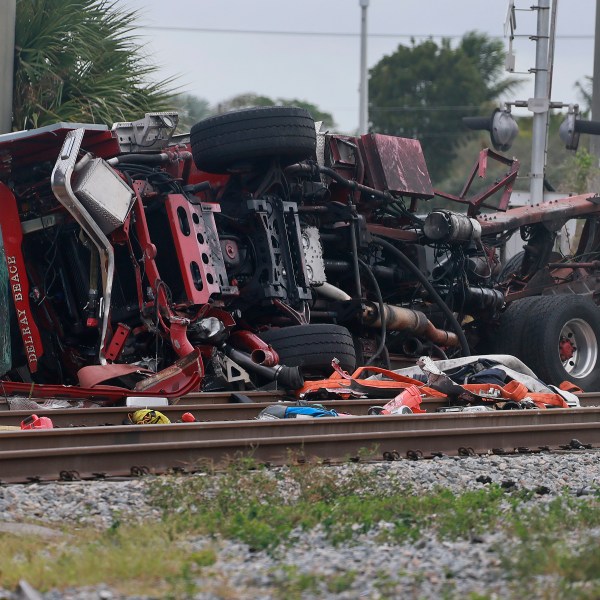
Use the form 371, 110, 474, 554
358, 258, 390, 368
372, 236, 471, 357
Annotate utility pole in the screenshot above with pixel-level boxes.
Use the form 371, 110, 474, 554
0, 0, 16, 133
358, 0, 369, 135
591, 0, 600, 160
529, 0, 552, 204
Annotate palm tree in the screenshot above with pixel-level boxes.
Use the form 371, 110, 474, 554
13, 0, 175, 130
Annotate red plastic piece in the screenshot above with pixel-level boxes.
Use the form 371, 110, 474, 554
381, 385, 426, 414
20, 414, 54, 430
181, 412, 196, 422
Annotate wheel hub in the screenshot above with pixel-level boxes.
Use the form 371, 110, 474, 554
558, 318, 598, 379
559, 338, 576, 361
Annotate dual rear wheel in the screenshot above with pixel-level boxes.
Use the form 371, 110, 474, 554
496, 295, 600, 390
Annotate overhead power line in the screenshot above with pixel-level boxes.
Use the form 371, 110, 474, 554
370, 105, 482, 112
138, 25, 594, 40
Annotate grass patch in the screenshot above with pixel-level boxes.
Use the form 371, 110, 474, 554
149, 460, 516, 551
325, 569, 357, 593
0, 519, 217, 597
3, 459, 600, 596
498, 495, 600, 599
269, 564, 322, 600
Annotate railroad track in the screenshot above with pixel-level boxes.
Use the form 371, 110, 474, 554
1, 404, 599, 484
1, 392, 599, 428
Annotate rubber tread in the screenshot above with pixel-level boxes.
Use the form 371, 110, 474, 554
190, 107, 316, 173
518, 295, 600, 388
497, 250, 525, 282
494, 296, 541, 359
258, 324, 356, 375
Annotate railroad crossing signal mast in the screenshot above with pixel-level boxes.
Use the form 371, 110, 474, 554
358, 0, 370, 136
0, 0, 16, 133
465, 0, 600, 205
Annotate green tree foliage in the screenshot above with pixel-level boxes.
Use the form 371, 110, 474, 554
436, 111, 588, 199
217, 93, 336, 128
575, 76, 592, 116
13, 0, 174, 130
369, 32, 520, 182
172, 93, 212, 132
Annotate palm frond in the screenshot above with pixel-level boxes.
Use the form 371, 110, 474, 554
13, 0, 176, 129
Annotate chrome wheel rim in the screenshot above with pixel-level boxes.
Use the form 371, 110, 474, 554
559, 318, 598, 379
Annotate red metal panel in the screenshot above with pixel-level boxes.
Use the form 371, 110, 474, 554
164, 195, 222, 304
0, 126, 119, 175
359, 134, 434, 198
0, 183, 44, 372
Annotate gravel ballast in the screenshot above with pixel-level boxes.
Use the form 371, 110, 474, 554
1, 450, 599, 599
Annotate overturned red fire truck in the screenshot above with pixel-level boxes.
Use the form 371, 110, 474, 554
0, 106, 599, 399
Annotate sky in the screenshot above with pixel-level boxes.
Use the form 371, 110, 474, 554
119, 0, 596, 134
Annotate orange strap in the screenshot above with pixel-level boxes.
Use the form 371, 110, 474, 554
296, 366, 444, 398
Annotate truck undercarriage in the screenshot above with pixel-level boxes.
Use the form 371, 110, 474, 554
1, 106, 600, 399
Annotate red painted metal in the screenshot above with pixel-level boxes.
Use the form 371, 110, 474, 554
0, 377, 200, 403
164, 194, 222, 305
366, 223, 419, 242
168, 317, 195, 357
130, 183, 169, 309
133, 349, 202, 395
0, 126, 119, 173
0, 183, 44, 372
434, 149, 520, 217
0, 351, 202, 403
477, 193, 600, 235
229, 330, 280, 366
77, 362, 153, 388
359, 134, 434, 198
559, 338, 576, 361
129, 183, 198, 356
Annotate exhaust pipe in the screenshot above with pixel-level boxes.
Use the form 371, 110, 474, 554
402, 337, 426, 357
362, 302, 459, 347
223, 345, 304, 390
229, 331, 280, 367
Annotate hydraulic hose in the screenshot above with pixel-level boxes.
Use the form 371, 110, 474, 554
372, 236, 471, 357
357, 259, 390, 368
223, 345, 304, 390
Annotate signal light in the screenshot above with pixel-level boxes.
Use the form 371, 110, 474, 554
559, 107, 600, 151
463, 108, 519, 152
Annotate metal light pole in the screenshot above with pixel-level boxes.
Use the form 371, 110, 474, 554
591, 0, 600, 160
358, 0, 369, 135
0, 0, 16, 133
529, 0, 552, 204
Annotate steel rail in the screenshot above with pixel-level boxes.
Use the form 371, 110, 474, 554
0, 389, 286, 412
0, 421, 598, 484
1, 408, 600, 452
3, 389, 598, 414
0, 398, 434, 427
0, 410, 599, 483
0, 394, 598, 428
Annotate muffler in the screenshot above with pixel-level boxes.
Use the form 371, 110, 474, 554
362, 302, 459, 347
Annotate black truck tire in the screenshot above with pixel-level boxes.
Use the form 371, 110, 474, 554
497, 250, 525, 282
190, 106, 316, 174
258, 324, 357, 376
493, 296, 541, 358
517, 295, 600, 390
